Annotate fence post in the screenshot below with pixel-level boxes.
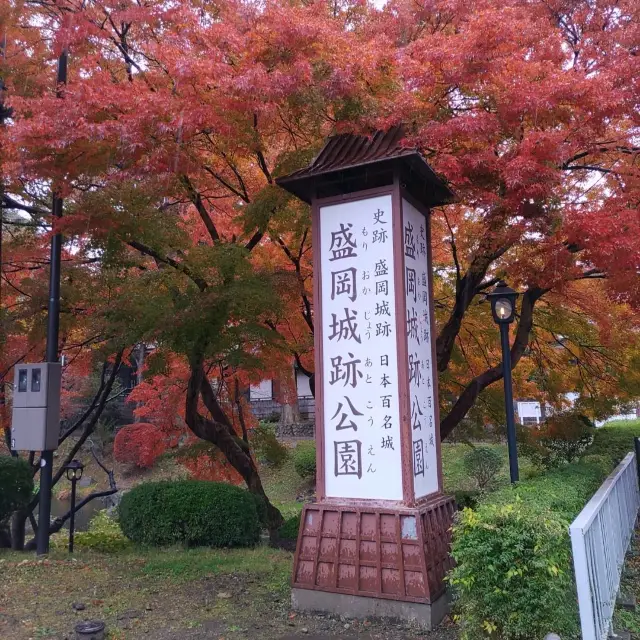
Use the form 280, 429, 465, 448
570, 523, 597, 640
634, 437, 640, 485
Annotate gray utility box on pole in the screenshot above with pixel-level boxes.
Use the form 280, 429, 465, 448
11, 363, 61, 451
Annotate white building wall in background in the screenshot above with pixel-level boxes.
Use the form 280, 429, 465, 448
249, 379, 273, 400
296, 372, 312, 397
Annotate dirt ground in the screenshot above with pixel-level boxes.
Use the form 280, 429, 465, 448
0, 549, 458, 640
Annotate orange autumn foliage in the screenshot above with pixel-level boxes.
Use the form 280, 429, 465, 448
1, 0, 638, 474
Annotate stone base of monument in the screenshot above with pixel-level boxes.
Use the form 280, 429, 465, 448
291, 494, 455, 630
292, 587, 450, 630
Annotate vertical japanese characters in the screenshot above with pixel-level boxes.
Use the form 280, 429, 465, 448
403, 199, 439, 498
320, 196, 403, 501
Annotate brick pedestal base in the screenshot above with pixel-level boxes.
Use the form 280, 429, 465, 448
291, 494, 455, 625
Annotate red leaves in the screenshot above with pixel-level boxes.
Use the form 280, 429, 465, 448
113, 423, 167, 468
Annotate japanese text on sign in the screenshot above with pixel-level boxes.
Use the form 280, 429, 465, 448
320, 196, 402, 500
403, 199, 438, 498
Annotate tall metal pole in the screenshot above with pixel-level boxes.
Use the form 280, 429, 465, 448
0, 31, 8, 449
36, 47, 67, 556
68, 475, 77, 554
500, 322, 519, 483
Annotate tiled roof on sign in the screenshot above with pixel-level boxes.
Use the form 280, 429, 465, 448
283, 126, 411, 180
276, 126, 455, 207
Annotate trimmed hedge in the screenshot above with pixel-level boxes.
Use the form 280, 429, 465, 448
450, 461, 609, 639
293, 441, 316, 479
585, 420, 640, 466
0, 456, 34, 522
119, 480, 261, 548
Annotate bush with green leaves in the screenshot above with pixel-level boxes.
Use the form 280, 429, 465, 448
0, 456, 34, 523
293, 441, 316, 479
462, 446, 503, 490
585, 420, 640, 466
452, 489, 481, 510
51, 510, 130, 553
579, 454, 613, 475
518, 412, 595, 469
278, 513, 302, 540
251, 422, 289, 467
450, 460, 607, 639
119, 480, 261, 548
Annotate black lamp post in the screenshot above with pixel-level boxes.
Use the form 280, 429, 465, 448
64, 459, 84, 553
487, 280, 520, 483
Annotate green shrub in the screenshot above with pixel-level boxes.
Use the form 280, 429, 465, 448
450, 461, 607, 639
579, 454, 613, 475
293, 441, 316, 479
278, 513, 301, 540
51, 510, 130, 553
119, 480, 261, 548
518, 412, 595, 469
0, 456, 34, 523
585, 420, 640, 466
251, 422, 289, 467
462, 447, 503, 489
453, 489, 481, 510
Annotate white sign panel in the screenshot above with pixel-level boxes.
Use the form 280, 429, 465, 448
320, 195, 403, 500
517, 401, 542, 420
403, 199, 439, 498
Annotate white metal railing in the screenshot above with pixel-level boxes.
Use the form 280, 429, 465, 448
570, 452, 640, 640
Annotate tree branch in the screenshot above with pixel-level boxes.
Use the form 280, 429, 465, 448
443, 211, 461, 284
202, 165, 251, 204
179, 174, 220, 242
127, 240, 208, 291
436, 232, 514, 373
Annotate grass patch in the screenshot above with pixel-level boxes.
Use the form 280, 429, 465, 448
260, 444, 310, 517
141, 546, 291, 582
586, 419, 640, 466
615, 529, 640, 637
0, 545, 294, 640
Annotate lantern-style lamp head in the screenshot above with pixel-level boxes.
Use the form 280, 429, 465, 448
487, 280, 519, 324
65, 459, 84, 481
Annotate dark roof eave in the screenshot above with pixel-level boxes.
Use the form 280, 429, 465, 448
277, 152, 456, 207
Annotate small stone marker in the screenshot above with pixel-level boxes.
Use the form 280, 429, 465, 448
617, 592, 637, 611
544, 634, 561, 640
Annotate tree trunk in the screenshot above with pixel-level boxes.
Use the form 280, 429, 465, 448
280, 402, 299, 426
134, 343, 146, 422
185, 354, 283, 534
10, 510, 27, 551
280, 364, 300, 426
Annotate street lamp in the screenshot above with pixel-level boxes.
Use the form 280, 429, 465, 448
487, 280, 520, 483
64, 459, 84, 553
